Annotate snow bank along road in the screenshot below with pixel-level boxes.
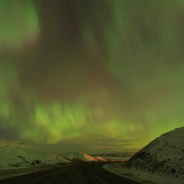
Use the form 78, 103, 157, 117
0, 162, 142, 184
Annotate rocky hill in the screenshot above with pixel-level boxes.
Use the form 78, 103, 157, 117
124, 127, 184, 182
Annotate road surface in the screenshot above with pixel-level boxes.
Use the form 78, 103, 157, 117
0, 162, 142, 184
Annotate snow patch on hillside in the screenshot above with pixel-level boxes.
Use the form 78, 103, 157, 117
60, 152, 98, 161
95, 156, 106, 161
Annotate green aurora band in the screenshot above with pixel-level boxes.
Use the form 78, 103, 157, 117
0, 0, 184, 153
0, 0, 40, 51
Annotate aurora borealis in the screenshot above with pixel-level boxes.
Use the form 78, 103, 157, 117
0, 0, 184, 153
0, 0, 40, 51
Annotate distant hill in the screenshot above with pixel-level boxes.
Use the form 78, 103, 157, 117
93, 152, 135, 157
60, 152, 103, 162
92, 152, 134, 161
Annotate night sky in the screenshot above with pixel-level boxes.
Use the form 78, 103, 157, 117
0, 0, 184, 153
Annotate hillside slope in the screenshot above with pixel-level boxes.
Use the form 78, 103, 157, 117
0, 140, 69, 169
104, 127, 184, 184
123, 127, 184, 183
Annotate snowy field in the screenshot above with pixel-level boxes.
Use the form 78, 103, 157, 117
104, 163, 184, 184
0, 140, 70, 179
0, 140, 69, 169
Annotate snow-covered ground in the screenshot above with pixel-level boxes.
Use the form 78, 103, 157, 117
104, 127, 184, 184
0, 140, 70, 170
